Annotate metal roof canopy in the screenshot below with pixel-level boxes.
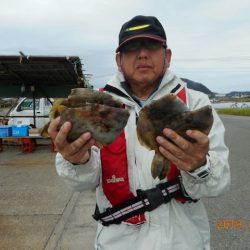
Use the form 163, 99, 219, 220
0, 53, 87, 98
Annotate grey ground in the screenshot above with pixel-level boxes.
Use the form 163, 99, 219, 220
0, 115, 250, 250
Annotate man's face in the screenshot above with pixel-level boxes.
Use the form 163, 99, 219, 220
116, 38, 171, 86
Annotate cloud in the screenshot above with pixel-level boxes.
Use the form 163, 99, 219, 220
0, 0, 249, 93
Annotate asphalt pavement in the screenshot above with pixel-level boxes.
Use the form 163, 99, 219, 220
1, 115, 250, 250
203, 115, 250, 250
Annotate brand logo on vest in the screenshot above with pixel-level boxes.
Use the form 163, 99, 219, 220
106, 175, 125, 184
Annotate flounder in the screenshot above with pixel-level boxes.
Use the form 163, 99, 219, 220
41, 88, 130, 145
136, 94, 213, 180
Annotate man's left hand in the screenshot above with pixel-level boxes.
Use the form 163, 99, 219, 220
156, 128, 209, 172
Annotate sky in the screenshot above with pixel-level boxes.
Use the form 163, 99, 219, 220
0, 0, 250, 94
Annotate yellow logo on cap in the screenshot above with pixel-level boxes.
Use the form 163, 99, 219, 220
126, 24, 150, 31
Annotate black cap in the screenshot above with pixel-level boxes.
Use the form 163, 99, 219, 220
116, 15, 166, 52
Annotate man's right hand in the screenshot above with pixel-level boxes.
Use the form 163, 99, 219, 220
48, 117, 97, 164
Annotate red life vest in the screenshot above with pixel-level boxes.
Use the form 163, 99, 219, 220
100, 86, 188, 224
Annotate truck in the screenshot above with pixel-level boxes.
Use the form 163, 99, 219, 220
8, 97, 53, 129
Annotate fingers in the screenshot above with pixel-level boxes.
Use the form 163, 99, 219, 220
67, 132, 92, 154
64, 138, 96, 164
158, 144, 182, 168
54, 121, 72, 147
156, 130, 184, 168
186, 130, 209, 145
48, 117, 97, 164
161, 128, 208, 149
160, 128, 189, 151
94, 141, 103, 149
57, 130, 96, 161
48, 117, 61, 140
156, 128, 209, 172
157, 135, 185, 159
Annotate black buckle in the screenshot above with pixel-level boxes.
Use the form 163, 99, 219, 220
92, 205, 113, 226
138, 186, 166, 211
157, 182, 172, 203
92, 204, 100, 221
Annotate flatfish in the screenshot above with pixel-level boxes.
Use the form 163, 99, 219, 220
41, 88, 130, 145
136, 94, 213, 180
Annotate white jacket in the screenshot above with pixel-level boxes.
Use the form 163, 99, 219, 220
56, 70, 230, 250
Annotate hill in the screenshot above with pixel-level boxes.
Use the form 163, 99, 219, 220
226, 91, 250, 98
181, 78, 214, 97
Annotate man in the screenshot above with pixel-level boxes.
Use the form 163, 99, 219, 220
48, 15, 230, 250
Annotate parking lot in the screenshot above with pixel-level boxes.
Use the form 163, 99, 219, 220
0, 115, 250, 249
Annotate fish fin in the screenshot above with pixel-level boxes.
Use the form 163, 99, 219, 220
40, 122, 50, 138
151, 153, 171, 180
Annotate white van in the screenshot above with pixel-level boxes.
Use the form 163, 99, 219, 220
8, 97, 53, 129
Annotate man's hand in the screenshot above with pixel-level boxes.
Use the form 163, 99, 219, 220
156, 128, 209, 172
48, 117, 98, 164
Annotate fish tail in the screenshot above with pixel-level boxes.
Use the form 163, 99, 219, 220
151, 153, 171, 180
40, 122, 50, 138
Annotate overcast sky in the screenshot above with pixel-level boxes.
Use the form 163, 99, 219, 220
1, 0, 250, 93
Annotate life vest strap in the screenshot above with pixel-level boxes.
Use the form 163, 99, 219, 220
93, 176, 198, 226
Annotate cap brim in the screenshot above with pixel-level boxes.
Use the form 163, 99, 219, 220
116, 35, 166, 53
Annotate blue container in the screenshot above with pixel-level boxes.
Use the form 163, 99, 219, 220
0, 126, 12, 137
12, 125, 29, 137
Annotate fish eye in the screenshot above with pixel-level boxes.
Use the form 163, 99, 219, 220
99, 110, 109, 118
185, 116, 193, 123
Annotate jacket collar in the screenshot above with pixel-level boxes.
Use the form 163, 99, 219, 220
104, 69, 186, 105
